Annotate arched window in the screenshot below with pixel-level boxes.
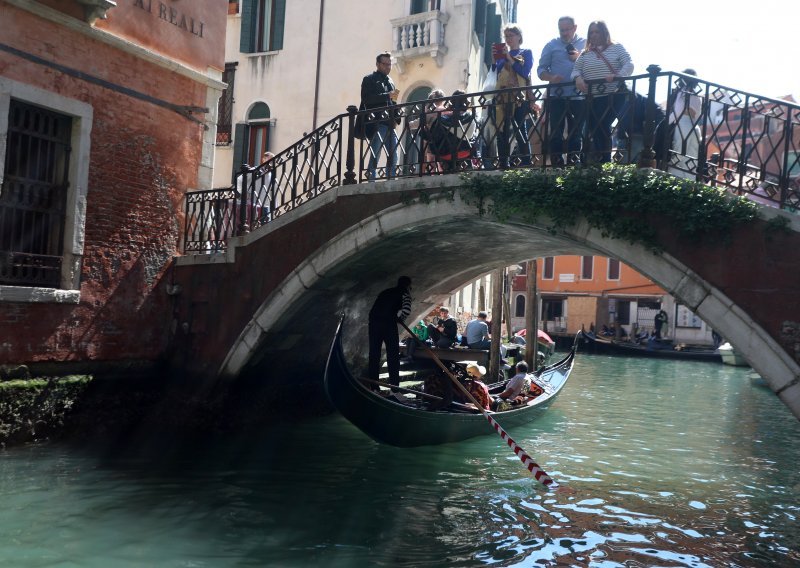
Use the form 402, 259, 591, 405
514, 295, 526, 318
403, 86, 432, 174
232, 102, 274, 180
246, 103, 271, 166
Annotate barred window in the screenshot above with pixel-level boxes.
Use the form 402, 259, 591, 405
1, 100, 71, 288
216, 63, 237, 145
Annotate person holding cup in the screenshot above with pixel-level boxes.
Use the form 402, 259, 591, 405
359, 52, 400, 181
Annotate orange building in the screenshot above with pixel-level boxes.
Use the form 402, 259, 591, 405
509, 255, 714, 345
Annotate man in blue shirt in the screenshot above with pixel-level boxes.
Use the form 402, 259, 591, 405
464, 311, 491, 350
537, 16, 586, 167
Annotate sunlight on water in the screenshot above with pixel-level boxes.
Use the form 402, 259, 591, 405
0, 354, 798, 566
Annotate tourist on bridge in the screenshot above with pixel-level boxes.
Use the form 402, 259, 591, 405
667, 69, 703, 179
359, 52, 400, 181
494, 24, 534, 168
368, 276, 412, 391
427, 306, 459, 348
537, 16, 586, 166
571, 20, 633, 163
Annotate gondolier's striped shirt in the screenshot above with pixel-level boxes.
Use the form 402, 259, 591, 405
398, 289, 412, 322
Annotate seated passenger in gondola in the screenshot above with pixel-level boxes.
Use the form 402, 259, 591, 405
464, 362, 491, 410
427, 307, 459, 348
492, 361, 531, 411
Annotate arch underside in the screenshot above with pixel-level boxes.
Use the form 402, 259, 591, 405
221, 190, 800, 420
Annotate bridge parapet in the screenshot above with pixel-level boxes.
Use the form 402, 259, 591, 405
184, 68, 799, 254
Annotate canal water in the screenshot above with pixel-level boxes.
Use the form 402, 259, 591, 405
1, 354, 798, 567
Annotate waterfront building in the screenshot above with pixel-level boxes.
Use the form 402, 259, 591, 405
0, 0, 226, 369
508, 256, 717, 346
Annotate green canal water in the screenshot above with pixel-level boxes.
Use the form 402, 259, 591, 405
0, 354, 798, 567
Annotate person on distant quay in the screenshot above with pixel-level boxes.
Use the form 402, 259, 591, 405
571, 20, 633, 163
427, 306, 459, 348
368, 276, 412, 390
359, 52, 400, 181
537, 16, 586, 166
464, 310, 491, 350
654, 309, 668, 339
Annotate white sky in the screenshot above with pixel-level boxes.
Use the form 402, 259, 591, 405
517, 1, 799, 101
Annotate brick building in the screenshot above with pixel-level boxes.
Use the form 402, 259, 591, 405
0, 0, 226, 372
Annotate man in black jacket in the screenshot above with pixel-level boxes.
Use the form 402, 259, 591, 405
427, 306, 458, 348
360, 52, 400, 181
368, 276, 412, 390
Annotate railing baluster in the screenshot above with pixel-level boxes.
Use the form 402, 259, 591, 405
182, 71, 800, 254
638, 64, 660, 169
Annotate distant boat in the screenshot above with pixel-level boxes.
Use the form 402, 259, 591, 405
581, 331, 722, 363
324, 319, 579, 447
718, 342, 749, 366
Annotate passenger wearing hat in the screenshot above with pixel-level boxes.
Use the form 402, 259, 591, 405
368, 276, 413, 390
465, 362, 491, 410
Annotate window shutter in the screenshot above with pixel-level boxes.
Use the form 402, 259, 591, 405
231, 123, 248, 183
473, 0, 486, 42
270, 0, 286, 51
239, 0, 255, 53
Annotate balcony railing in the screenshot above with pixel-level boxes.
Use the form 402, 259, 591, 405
183, 66, 800, 254
390, 10, 449, 68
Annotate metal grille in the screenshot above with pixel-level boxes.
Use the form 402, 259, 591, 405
216, 63, 237, 145
0, 100, 71, 287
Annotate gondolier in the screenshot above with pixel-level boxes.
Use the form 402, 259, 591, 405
368, 276, 412, 391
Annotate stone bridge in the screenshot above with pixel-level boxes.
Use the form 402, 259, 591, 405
171, 172, 800, 419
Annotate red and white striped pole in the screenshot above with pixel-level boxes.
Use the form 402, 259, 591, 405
400, 321, 558, 490
484, 413, 555, 488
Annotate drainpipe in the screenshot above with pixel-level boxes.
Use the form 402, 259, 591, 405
312, 0, 325, 130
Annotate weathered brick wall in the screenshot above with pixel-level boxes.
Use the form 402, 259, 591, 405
0, 3, 212, 369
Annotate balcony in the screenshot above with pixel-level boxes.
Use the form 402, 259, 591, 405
390, 10, 449, 72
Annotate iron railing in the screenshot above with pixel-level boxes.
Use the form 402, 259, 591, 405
183, 66, 800, 253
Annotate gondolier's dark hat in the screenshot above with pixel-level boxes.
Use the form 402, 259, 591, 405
397, 276, 411, 288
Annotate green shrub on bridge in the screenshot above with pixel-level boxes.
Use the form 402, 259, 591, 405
463, 164, 760, 252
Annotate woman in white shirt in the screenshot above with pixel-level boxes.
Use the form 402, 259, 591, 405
571, 20, 633, 163
668, 69, 703, 179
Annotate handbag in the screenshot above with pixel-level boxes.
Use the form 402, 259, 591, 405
594, 48, 628, 92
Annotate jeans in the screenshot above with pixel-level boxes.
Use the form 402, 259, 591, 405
497, 103, 532, 168
545, 97, 585, 166
367, 122, 398, 181
586, 92, 627, 163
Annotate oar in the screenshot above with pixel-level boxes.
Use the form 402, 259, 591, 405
400, 321, 561, 491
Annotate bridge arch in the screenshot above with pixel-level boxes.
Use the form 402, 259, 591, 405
212, 177, 800, 419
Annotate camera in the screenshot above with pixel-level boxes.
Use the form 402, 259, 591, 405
566, 44, 576, 54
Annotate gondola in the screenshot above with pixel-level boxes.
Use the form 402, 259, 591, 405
323, 319, 579, 447
581, 331, 723, 363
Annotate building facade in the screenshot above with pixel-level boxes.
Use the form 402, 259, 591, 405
509, 255, 716, 346
0, 0, 226, 370
213, 0, 517, 186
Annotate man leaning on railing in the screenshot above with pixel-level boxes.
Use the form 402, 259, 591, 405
358, 52, 400, 182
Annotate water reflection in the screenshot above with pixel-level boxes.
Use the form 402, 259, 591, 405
0, 355, 798, 566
